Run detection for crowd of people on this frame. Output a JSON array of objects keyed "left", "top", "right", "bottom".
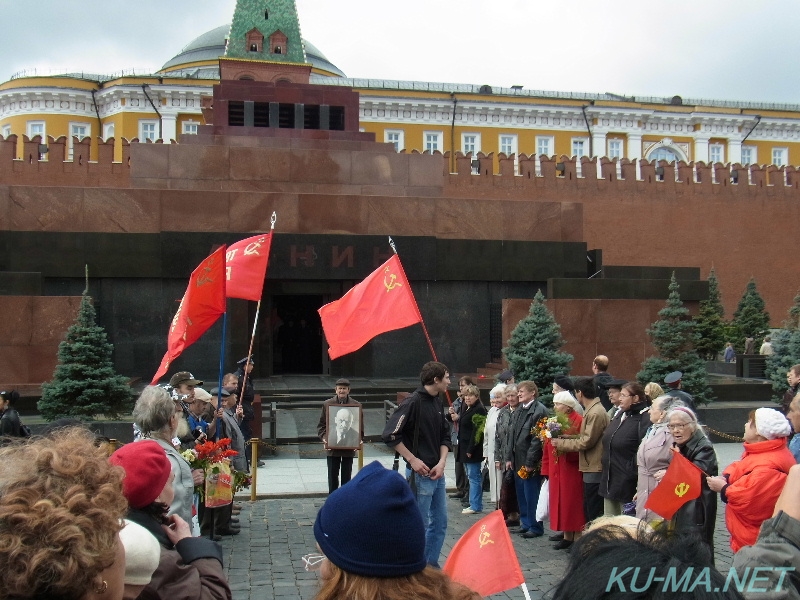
[{"left": 6, "top": 356, "right": 800, "bottom": 599}]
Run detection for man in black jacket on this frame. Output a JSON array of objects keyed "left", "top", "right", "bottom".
[
  {"left": 318, "top": 378, "right": 362, "bottom": 493},
  {"left": 383, "top": 361, "right": 452, "bottom": 568},
  {"left": 504, "top": 380, "right": 548, "bottom": 538}
]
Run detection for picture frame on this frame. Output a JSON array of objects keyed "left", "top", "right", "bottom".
[{"left": 326, "top": 403, "right": 362, "bottom": 450}]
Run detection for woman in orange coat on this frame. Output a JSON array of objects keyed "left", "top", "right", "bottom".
[{"left": 707, "top": 407, "right": 796, "bottom": 552}]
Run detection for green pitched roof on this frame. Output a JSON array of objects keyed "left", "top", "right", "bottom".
[{"left": 225, "top": 0, "right": 307, "bottom": 64}]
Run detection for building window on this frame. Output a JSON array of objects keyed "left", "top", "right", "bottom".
[
  {"left": 424, "top": 131, "right": 442, "bottom": 153},
  {"left": 536, "top": 136, "right": 554, "bottom": 157},
  {"left": 139, "top": 120, "right": 158, "bottom": 142},
  {"left": 709, "top": 144, "right": 724, "bottom": 164},
  {"left": 182, "top": 121, "right": 199, "bottom": 135},
  {"left": 462, "top": 133, "right": 480, "bottom": 155},
  {"left": 384, "top": 129, "right": 404, "bottom": 151},
  {"left": 741, "top": 145, "right": 756, "bottom": 165},
  {"left": 103, "top": 123, "right": 115, "bottom": 141},
  {"left": 772, "top": 148, "right": 787, "bottom": 167},
  {"left": 1, "top": 125, "right": 10, "bottom": 139},
  {"left": 499, "top": 134, "right": 517, "bottom": 156},
  {"left": 571, "top": 137, "right": 588, "bottom": 158},
  {"left": 27, "top": 121, "right": 45, "bottom": 140},
  {"left": 68, "top": 123, "right": 90, "bottom": 160},
  {"left": 608, "top": 139, "right": 623, "bottom": 159}
]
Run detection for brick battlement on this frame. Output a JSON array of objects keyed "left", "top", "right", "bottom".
[
  {"left": 442, "top": 151, "right": 800, "bottom": 198},
  {"left": 0, "top": 134, "right": 130, "bottom": 187}
]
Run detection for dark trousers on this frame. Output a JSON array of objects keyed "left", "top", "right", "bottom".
[
  {"left": 583, "top": 481, "right": 603, "bottom": 523},
  {"left": 454, "top": 459, "right": 467, "bottom": 492},
  {"left": 327, "top": 455, "right": 354, "bottom": 493},
  {"left": 240, "top": 417, "right": 253, "bottom": 466},
  {"left": 199, "top": 502, "right": 233, "bottom": 536}
]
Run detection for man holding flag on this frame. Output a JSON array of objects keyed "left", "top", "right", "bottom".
[{"left": 383, "top": 361, "right": 452, "bottom": 569}]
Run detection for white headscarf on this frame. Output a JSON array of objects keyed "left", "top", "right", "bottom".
[{"left": 553, "top": 391, "right": 584, "bottom": 416}]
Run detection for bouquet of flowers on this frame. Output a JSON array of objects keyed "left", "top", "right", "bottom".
[
  {"left": 233, "top": 470, "right": 252, "bottom": 494},
  {"left": 532, "top": 413, "right": 572, "bottom": 444},
  {"left": 181, "top": 438, "right": 239, "bottom": 499}
]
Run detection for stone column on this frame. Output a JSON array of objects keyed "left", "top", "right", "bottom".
[
  {"left": 591, "top": 131, "right": 607, "bottom": 158},
  {"left": 627, "top": 133, "right": 642, "bottom": 160},
  {"left": 161, "top": 114, "right": 177, "bottom": 144},
  {"left": 694, "top": 136, "right": 710, "bottom": 163},
  {"left": 728, "top": 138, "right": 742, "bottom": 164}
]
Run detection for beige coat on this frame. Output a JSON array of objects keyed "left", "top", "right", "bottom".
[{"left": 556, "top": 398, "right": 609, "bottom": 473}]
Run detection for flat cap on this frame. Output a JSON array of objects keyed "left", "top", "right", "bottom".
[
  {"left": 335, "top": 378, "right": 351, "bottom": 387},
  {"left": 664, "top": 371, "right": 683, "bottom": 385}
]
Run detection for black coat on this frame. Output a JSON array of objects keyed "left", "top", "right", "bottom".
[
  {"left": 457, "top": 401, "right": 487, "bottom": 463},
  {"left": 599, "top": 402, "right": 651, "bottom": 502},
  {"left": 504, "top": 400, "right": 548, "bottom": 472},
  {"left": 672, "top": 428, "right": 718, "bottom": 556}
]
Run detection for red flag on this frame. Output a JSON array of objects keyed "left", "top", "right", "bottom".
[
  {"left": 644, "top": 450, "right": 702, "bottom": 520},
  {"left": 151, "top": 246, "right": 227, "bottom": 384},
  {"left": 226, "top": 233, "right": 273, "bottom": 301},
  {"left": 443, "top": 510, "right": 525, "bottom": 596},
  {"left": 318, "top": 254, "right": 421, "bottom": 360}
]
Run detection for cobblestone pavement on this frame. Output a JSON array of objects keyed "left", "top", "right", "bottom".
[{"left": 219, "top": 488, "right": 735, "bottom": 600}]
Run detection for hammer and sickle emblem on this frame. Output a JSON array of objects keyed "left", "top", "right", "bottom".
[
  {"left": 384, "top": 267, "right": 403, "bottom": 292},
  {"left": 478, "top": 524, "right": 495, "bottom": 548},
  {"left": 674, "top": 482, "right": 690, "bottom": 497},
  {"left": 244, "top": 237, "right": 265, "bottom": 256},
  {"left": 196, "top": 257, "right": 217, "bottom": 287}
]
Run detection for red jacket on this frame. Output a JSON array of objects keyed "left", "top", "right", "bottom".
[{"left": 722, "top": 438, "right": 796, "bottom": 552}]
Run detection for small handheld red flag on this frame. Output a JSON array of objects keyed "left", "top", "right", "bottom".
[
  {"left": 644, "top": 450, "right": 702, "bottom": 520},
  {"left": 318, "top": 254, "right": 421, "bottom": 360},
  {"left": 443, "top": 510, "right": 525, "bottom": 597},
  {"left": 225, "top": 233, "right": 273, "bottom": 301},
  {"left": 151, "top": 246, "right": 227, "bottom": 384}
]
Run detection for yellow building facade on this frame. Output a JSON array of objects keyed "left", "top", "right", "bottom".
[{"left": 3, "top": 22, "right": 800, "bottom": 174}]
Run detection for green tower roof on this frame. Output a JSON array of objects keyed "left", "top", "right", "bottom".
[{"left": 225, "top": 0, "right": 307, "bottom": 64}]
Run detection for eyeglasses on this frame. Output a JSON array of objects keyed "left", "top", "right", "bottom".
[
  {"left": 668, "top": 423, "right": 688, "bottom": 431},
  {"left": 302, "top": 553, "right": 326, "bottom": 572},
  {"left": 618, "top": 393, "right": 633, "bottom": 399}
]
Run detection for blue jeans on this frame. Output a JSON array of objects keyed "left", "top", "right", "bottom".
[
  {"left": 515, "top": 472, "right": 543, "bottom": 534},
  {"left": 464, "top": 462, "right": 483, "bottom": 511},
  {"left": 411, "top": 472, "right": 448, "bottom": 568}
]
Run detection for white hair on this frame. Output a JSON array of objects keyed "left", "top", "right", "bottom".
[{"left": 490, "top": 384, "right": 506, "bottom": 398}]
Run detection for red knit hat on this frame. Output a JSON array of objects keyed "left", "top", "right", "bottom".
[{"left": 109, "top": 440, "right": 172, "bottom": 508}]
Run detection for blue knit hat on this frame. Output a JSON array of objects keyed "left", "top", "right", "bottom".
[{"left": 313, "top": 461, "right": 426, "bottom": 577}]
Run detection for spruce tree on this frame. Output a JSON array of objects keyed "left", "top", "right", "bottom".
[
  {"left": 693, "top": 267, "right": 727, "bottom": 360},
  {"left": 503, "top": 290, "right": 573, "bottom": 405},
  {"left": 730, "top": 278, "right": 771, "bottom": 354},
  {"left": 637, "top": 273, "right": 714, "bottom": 404},
  {"left": 39, "top": 293, "right": 133, "bottom": 420},
  {"left": 766, "top": 289, "right": 800, "bottom": 396}
]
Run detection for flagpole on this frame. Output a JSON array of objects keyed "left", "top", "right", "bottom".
[
  {"left": 214, "top": 310, "right": 228, "bottom": 442},
  {"left": 238, "top": 211, "right": 276, "bottom": 407},
  {"left": 388, "top": 236, "right": 452, "bottom": 406},
  {"left": 520, "top": 583, "right": 532, "bottom": 600}
]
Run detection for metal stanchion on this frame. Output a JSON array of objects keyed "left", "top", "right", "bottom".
[
  {"left": 358, "top": 442, "right": 364, "bottom": 470},
  {"left": 249, "top": 438, "right": 260, "bottom": 501}
]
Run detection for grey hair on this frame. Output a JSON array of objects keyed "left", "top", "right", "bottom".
[
  {"left": 132, "top": 386, "right": 175, "bottom": 436},
  {"left": 490, "top": 384, "right": 506, "bottom": 399},
  {"left": 665, "top": 406, "right": 703, "bottom": 436},
  {"left": 654, "top": 395, "right": 685, "bottom": 414},
  {"left": 504, "top": 384, "right": 518, "bottom": 395}
]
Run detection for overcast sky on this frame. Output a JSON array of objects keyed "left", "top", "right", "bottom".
[{"left": 3, "top": 0, "right": 799, "bottom": 105}]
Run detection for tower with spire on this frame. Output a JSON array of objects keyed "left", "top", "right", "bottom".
[{"left": 220, "top": 0, "right": 311, "bottom": 83}]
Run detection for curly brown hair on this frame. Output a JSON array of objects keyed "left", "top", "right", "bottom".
[
  {"left": 0, "top": 428, "right": 127, "bottom": 600},
  {"left": 314, "top": 563, "right": 481, "bottom": 600}
]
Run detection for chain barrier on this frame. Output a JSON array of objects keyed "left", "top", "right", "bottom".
[
  {"left": 256, "top": 441, "right": 395, "bottom": 457},
  {"left": 704, "top": 426, "right": 744, "bottom": 443}
]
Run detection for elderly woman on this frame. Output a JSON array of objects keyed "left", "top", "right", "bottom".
[
  {"left": 547, "top": 391, "right": 585, "bottom": 550},
  {"left": 311, "top": 461, "right": 480, "bottom": 600},
  {"left": 109, "top": 441, "right": 232, "bottom": 600},
  {"left": 133, "top": 385, "right": 203, "bottom": 529},
  {"left": 600, "top": 382, "right": 651, "bottom": 516},
  {"left": 0, "top": 427, "right": 127, "bottom": 600},
  {"left": 635, "top": 395, "right": 685, "bottom": 521},
  {"left": 458, "top": 384, "right": 487, "bottom": 515},
  {"left": 644, "top": 382, "right": 665, "bottom": 404},
  {"left": 495, "top": 383, "right": 520, "bottom": 526},
  {"left": 667, "top": 406, "right": 718, "bottom": 559},
  {"left": 483, "top": 383, "right": 506, "bottom": 508},
  {"left": 707, "top": 407, "right": 795, "bottom": 552}
]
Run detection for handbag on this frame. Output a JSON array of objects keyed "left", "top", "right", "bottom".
[
  {"left": 481, "top": 460, "right": 490, "bottom": 492},
  {"left": 535, "top": 478, "right": 550, "bottom": 522}
]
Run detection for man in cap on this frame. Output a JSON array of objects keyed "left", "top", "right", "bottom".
[
  {"left": 603, "top": 378, "right": 628, "bottom": 419},
  {"left": 664, "top": 371, "right": 696, "bottom": 411},
  {"left": 318, "top": 378, "right": 363, "bottom": 493},
  {"left": 592, "top": 355, "right": 615, "bottom": 412},
  {"left": 498, "top": 369, "right": 515, "bottom": 385},
  {"left": 234, "top": 357, "right": 262, "bottom": 467}
]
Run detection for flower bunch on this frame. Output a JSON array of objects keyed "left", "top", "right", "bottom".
[
  {"left": 532, "top": 413, "right": 571, "bottom": 443},
  {"left": 181, "top": 438, "right": 239, "bottom": 498},
  {"left": 233, "top": 470, "right": 252, "bottom": 494}
]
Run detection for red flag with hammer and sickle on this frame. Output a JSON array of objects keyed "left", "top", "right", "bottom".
[
  {"left": 225, "top": 233, "right": 273, "bottom": 301},
  {"left": 644, "top": 450, "right": 703, "bottom": 520},
  {"left": 318, "top": 254, "right": 421, "bottom": 360},
  {"left": 444, "top": 510, "right": 525, "bottom": 596},
  {"left": 151, "top": 246, "right": 227, "bottom": 384}
]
